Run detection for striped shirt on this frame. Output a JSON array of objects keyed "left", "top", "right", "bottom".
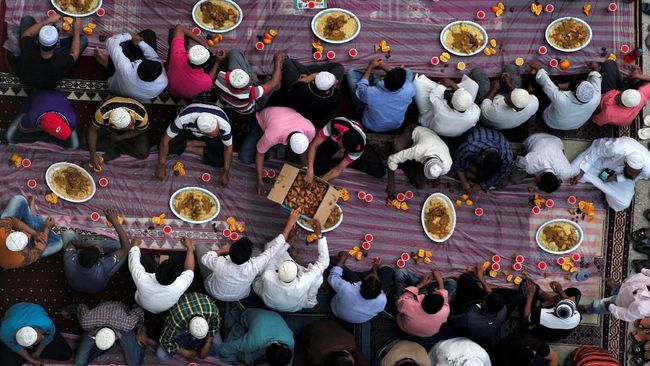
[
  {"left": 166, "top": 102, "right": 232, "bottom": 146},
  {"left": 214, "top": 71, "right": 265, "bottom": 114},
  {"left": 159, "top": 292, "right": 220, "bottom": 354},
  {"left": 69, "top": 302, "right": 144, "bottom": 337},
  {"left": 319, "top": 117, "right": 366, "bottom": 163},
  {"left": 453, "top": 127, "right": 513, "bottom": 189},
  {"left": 93, "top": 97, "right": 149, "bottom": 130}
]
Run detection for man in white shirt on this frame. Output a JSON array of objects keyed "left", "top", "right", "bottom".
[
  {"left": 428, "top": 337, "right": 491, "bottom": 366},
  {"left": 253, "top": 219, "right": 329, "bottom": 312},
  {"left": 531, "top": 61, "right": 601, "bottom": 130},
  {"left": 128, "top": 237, "right": 195, "bottom": 314},
  {"left": 94, "top": 30, "right": 168, "bottom": 101},
  {"left": 413, "top": 74, "right": 480, "bottom": 137},
  {"left": 478, "top": 67, "right": 539, "bottom": 130},
  {"left": 511, "top": 133, "right": 577, "bottom": 193},
  {"left": 386, "top": 125, "right": 452, "bottom": 198},
  {"left": 196, "top": 210, "right": 300, "bottom": 302},
  {"left": 570, "top": 137, "right": 650, "bottom": 211}
]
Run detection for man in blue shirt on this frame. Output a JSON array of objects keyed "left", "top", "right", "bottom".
[
  {"left": 346, "top": 58, "right": 415, "bottom": 133},
  {"left": 0, "top": 302, "right": 72, "bottom": 366}
]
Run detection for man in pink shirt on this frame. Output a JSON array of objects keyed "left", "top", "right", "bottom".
[
  {"left": 166, "top": 25, "right": 220, "bottom": 99},
  {"left": 592, "top": 62, "right": 650, "bottom": 126},
  {"left": 239, "top": 106, "right": 316, "bottom": 195},
  {"left": 395, "top": 269, "right": 455, "bottom": 337}
]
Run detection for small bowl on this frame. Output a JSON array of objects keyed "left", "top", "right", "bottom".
[
  {"left": 537, "top": 261, "right": 547, "bottom": 270},
  {"left": 491, "top": 262, "right": 500, "bottom": 271},
  {"left": 544, "top": 4, "right": 554, "bottom": 13},
  {"left": 513, "top": 262, "right": 523, "bottom": 271},
  {"left": 357, "top": 191, "right": 366, "bottom": 200},
  {"left": 255, "top": 42, "right": 265, "bottom": 51},
  {"left": 47, "top": 9, "right": 56, "bottom": 17},
  {"left": 364, "top": 194, "right": 373, "bottom": 203},
  {"left": 361, "top": 241, "right": 371, "bottom": 251},
  {"left": 396, "top": 193, "right": 405, "bottom": 202},
  {"left": 556, "top": 257, "right": 566, "bottom": 265},
  {"left": 515, "top": 255, "right": 525, "bottom": 263},
  {"left": 313, "top": 51, "right": 322, "bottom": 60},
  {"left": 229, "top": 232, "right": 239, "bottom": 241},
  {"left": 326, "top": 51, "right": 336, "bottom": 60},
  {"left": 538, "top": 46, "right": 547, "bottom": 55},
  {"left": 474, "top": 207, "right": 484, "bottom": 217},
  {"left": 27, "top": 179, "right": 37, "bottom": 189},
  {"left": 430, "top": 56, "right": 440, "bottom": 65},
  {"left": 571, "top": 253, "right": 581, "bottom": 262},
  {"left": 364, "top": 233, "right": 374, "bottom": 242},
  {"left": 21, "top": 159, "right": 31, "bottom": 168},
  {"left": 567, "top": 196, "right": 577, "bottom": 205},
  {"left": 476, "top": 10, "right": 486, "bottom": 19},
  {"left": 96, "top": 8, "right": 105, "bottom": 16},
  {"left": 532, "top": 206, "right": 541, "bottom": 215},
  {"left": 201, "top": 173, "right": 211, "bottom": 182},
  {"left": 348, "top": 48, "right": 358, "bottom": 57},
  {"left": 98, "top": 177, "right": 108, "bottom": 188},
  {"left": 90, "top": 212, "right": 100, "bottom": 222},
  {"left": 620, "top": 44, "right": 630, "bottom": 53},
  {"left": 163, "top": 225, "right": 172, "bottom": 235},
  {"left": 608, "top": 2, "right": 617, "bottom": 12},
  {"left": 267, "top": 169, "right": 276, "bottom": 178},
  {"left": 545, "top": 199, "right": 554, "bottom": 208},
  {"left": 222, "top": 228, "right": 231, "bottom": 237},
  {"left": 405, "top": 191, "right": 414, "bottom": 200},
  {"left": 396, "top": 259, "right": 406, "bottom": 268},
  {"left": 400, "top": 252, "right": 410, "bottom": 261},
  {"left": 549, "top": 59, "right": 559, "bottom": 68},
  {"left": 492, "top": 255, "right": 501, "bottom": 263}
]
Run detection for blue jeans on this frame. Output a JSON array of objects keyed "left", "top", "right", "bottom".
[
  {"left": 345, "top": 68, "right": 414, "bottom": 116},
  {"left": 155, "top": 331, "right": 220, "bottom": 361},
  {"left": 238, "top": 121, "right": 264, "bottom": 164},
  {"left": 581, "top": 285, "right": 621, "bottom": 315},
  {"left": 62, "top": 231, "right": 126, "bottom": 276},
  {"left": 6, "top": 113, "right": 79, "bottom": 150},
  {"left": 19, "top": 16, "right": 89, "bottom": 56},
  {"left": 1, "top": 195, "right": 62, "bottom": 257},
  {"left": 75, "top": 330, "right": 145, "bottom": 366},
  {"left": 393, "top": 268, "right": 457, "bottom": 302}
]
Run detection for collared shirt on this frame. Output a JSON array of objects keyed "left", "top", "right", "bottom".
[
  {"left": 106, "top": 33, "right": 168, "bottom": 101},
  {"left": 319, "top": 118, "right": 366, "bottom": 163},
  {"left": 252, "top": 237, "right": 329, "bottom": 312},
  {"left": 70, "top": 302, "right": 144, "bottom": 337},
  {"left": 219, "top": 309, "right": 294, "bottom": 365},
  {"left": 128, "top": 247, "right": 194, "bottom": 314},
  {"left": 255, "top": 107, "right": 316, "bottom": 154},
  {"left": 453, "top": 127, "right": 513, "bottom": 189},
  {"left": 396, "top": 287, "right": 449, "bottom": 337},
  {"left": 159, "top": 292, "right": 220, "bottom": 354},
  {"left": 215, "top": 71, "right": 265, "bottom": 114},
  {"left": 609, "top": 268, "right": 650, "bottom": 321},
  {"left": 20, "top": 90, "right": 77, "bottom": 131},
  {"left": 536, "top": 69, "right": 601, "bottom": 130},
  {"left": 429, "top": 337, "right": 492, "bottom": 366},
  {"left": 387, "top": 126, "right": 452, "bottom": 173},
  {"left": 593, "top": 83, "right": 650, "bottom": 126},
  {"left": 450, "top": 303, "right": 507, "bottom": 343},
  {"left": 64, "top": 246, "right": 121, "bottom": 294},
  {"left": 0, "top": 218, "right": 44, "bottom": 270},
  {"left": 516, "top": 133, "right": 577, "bottom": 180},
  {"left": 166, "top": 102, "right": 233, "bottom": 146},
  {"left": 166, "top": 35, "right": 213, "bottom": 99},
  {"left": 202, "top": 234, "right": 289, "bottom": 302},
  {"left": 356, "top": 78, "right": 415, "bottom": 132},
  {"left": 0, "top": 303, "right": 55, "bottom": 352},
  {"left": 328, "top": 266, "right": 387, "bottom": 323},
  {"left": 93, "top": 97, "right": 149, "bottom": 130},
  {"left": 480, "top": 94, "right": 539, "bottom": 130},
  {"left": 380, "top": 340, "right": 431, "bottom": 366},
  {"left": 574, "top": 137, "right": 650, "bottom": 182}
]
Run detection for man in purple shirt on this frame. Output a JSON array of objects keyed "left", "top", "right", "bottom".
[{"left": 5, "top": 90, "right": 78, "bottom": 149}]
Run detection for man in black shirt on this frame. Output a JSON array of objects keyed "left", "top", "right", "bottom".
[
  {"left": 493, "top": 332, "right": 559, "bottom": 366},
  {"left": 17, "top": 14, "right": 87, "bottom": 89},
  {"left": 522, "top": 279, "right": 582, "bottom": 342}
]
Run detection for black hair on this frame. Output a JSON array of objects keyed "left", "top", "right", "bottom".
[
  {"left": 266, "top": 343, "right": 292, "bottom": 366},
  {"left": 484, "top": 293, "right": 505, "bottom": 314},
  {"left": 384, "top": 68, "right": 406, "bottom": 92},
  {"left": 328, "top": 351, "right": 354, "bottom": 366},
  {"left": 78, "top": 247, "right": 101, "bottom": 268},
  {"left": 40, "top": 44, "right": 57, "bottom": 52},
  {"left": 564, "top": 287, "right": 582, "bottom": 304},
  {"left": 155, "top": 260, "right": 179, "bottom": 286},
  {"left": 137, "top": 60, "right": 163, "bottom": 82},
  {"left": 537, "top": 172, "right": 560, "bottom": 193},
  {"left": 341, "top": 130, "right": 364, "bottom": 153},
  {"left": 230, "top": 237, "right": 253, "bottom": 265},
  {"left": 481, "top": 149, "right": 501, "bottom": 177},
  {"left": 360, "top": 276, "right": 382, "bottom": 300},
  {"left": 421, "top": 293, "right": 444, "bottom": 314}
]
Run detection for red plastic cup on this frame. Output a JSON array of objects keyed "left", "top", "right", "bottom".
[
  {"left": 556, "top": 257, "right": 565, "bottom": 265},
  {"left": 544, "top": 4, "right": 554, "bottom": 12},
  {"left": 326, "top": 50, "right": 336, "bottom": 60},
  {"left": 230, "top": 232, "right": 239, "bottom": 241},
  {"left": 21, "top": 159, "right": 31, "bottom": 168},
  {"left": 474, "top": 207, "right": 484, "bottom": 217},
  {"left": 538, "top": 46, "right": 547, "bottom": 55},
  {"left": 545, "top": 199, "right": 554, "bottom": 208},
  {"left": 549, "top": 59, "right": 559, "bottom": 68},
  {"left": 567, "top": 195, "right": 577, "bottom": 205},
  {"left": 163, "top": 225, "right": 172, "bottom": 235},
  {"left": 188, "top": 363, "right": 197, "bottom": 366},
  {"left": 537, "top": 261, "right": 547, "bottom": 271},
  {"left": 192, "top": 28, "right": 201, "bottom": 36},
  {"left": 96, "top": 8, "right": 105, "bottom": 16},
  {"left": 491, "top": 262, "right": 500, "bottom": 271},
  {"left": 90, "top": 212, "right": 100, "bottom": 221},
  {"left": 47, "top": 9, "right": 56, "bottom": 17},
  {"left": 357, "top": 191, "right": 366, "bottom": 200},
  {"left": 364, "top": 233, "right": 374, "bottom": 242},
  {"left": 27, "top": 179, "right": 37, "bottom": 189},
  {"left": 308, "top": 1, "right": 315, "bottom": 9},
  {"left": 364, "top": 194, "right": 373, "bottom": 203},
  {"left": 348, "top": 48, "right": 358, "bottom": 57},
  {"left": 396, "top": 259, "right": 406, "bottom": 268},
  {"left": 223, "top": 228, "right": 231, "bottom": 237},
  {"left": 267, "top": 169, "right": 276, "bottom": 178},
  {"left": 430, "top": 56, "right": 440, "bottom": 65},
  {"left": 98, "top": 177, "right": 108, "bottom": 188},
  {"left": 400, "top": 252, "right": 410, "bottom": 261},
  {"left": 405, "top": 191, "right": 414, "bottom": 200},
  {"left": 201, "top": 173, "right": 211, "bottom": 182},
  {"left": 476, "top": 10, "right": 486, "bottom": 19},
  {"left": 620, "top": 44, "right": 630, "bottom": 53},
  {"left": 515, "top": 255, "right": 525, "bottom": 263},
  {"left": 571, "top": 253, "right": 581, "bottom": 262},
  {"left": 262, "top": 169, "right": 269, "bottom": 178},
  {"left": 396, "top": 192, "right": 406, "bottom": 202},
  {"left": 513, "top": 262, "right": 523, "bottom": 271},
  {"left": 531, "top": 206, "right": 541, "bottom": 215},
  {"left": 255, "top": 42, "right": 265, "bottom": 51},
  {"left": 492, "top": 255, "right": 501, "bottom": 263},
  {"left": 313, "top": 51, "right": 322, "bottom": 60},
  {"left": 361, "top": 241, "right": 371, "bottom": 251},
  {"left": 608, "top": 2, "right": 617, "bottom": 12}
]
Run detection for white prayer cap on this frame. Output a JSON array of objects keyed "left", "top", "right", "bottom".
[
  {"left": 188, "top": 45, "right": 210, "bottom": 66},
  {"left": 626, "top": 151, "right": 646, "bottom": 170},
  {"left": 38, "top": 25, "right": 58, "bottom": 47},
  {"left": 109, "top": 108, "right": 131, "bottom": 129},
  {"left": 461, "top": 359, "right": 485, "bottom": 366},
  {"left": 575, "top": 81, "right": 596, "bottom": 103},
  {"left": 189, "top": 317, "right": 209, "bottom": 339},
  {"left": 510, "top": 88, "right": 530, "bottom": 109},
  {"left": 278, "top": 260, "right": 298, "bottom": 283},
  {"left": 6, "top": 232, "right": 28, "bottom": 252},
  {"left": 289, "top": 133, "right": 309, "bottom": 154},
  {"left": 94, "top": 328, "right": 116, "bottom": 350},
  {"left": 423, "top": 158, "right": 443, "bottom": 180},
  {"left": 197, "top": 113, "right": 218, "bottom": 133},
  {"left": 621, "top": 89, "right": 642, "bottom": 108},
  {"left": 229, "top": 69, "right": 250, "bottom": 89},
  {"left": 314, "top": 72, "right": 336, "bottom": 91},
  {"left": 16, "top": 327, "right": 37, "bottom": 347},
  {"left": 451, "top": 89, "right": 472, "bottom": 112}
]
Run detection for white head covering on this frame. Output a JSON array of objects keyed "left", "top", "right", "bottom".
[
  {"left": 621, "top": 89, "right": 642, "bottom": 108},
  {"left": 94, "top": 328, "right": 116, "bottom": 351},
  {"left": 16, "top": 327, "right": 38, "bottom": 347},
  {"left": 6, "top": 232, "right": 28, "bottom": 252},
  {"left": 451, "top": 89, "right": 472, "bottom": 112},
  {"left": 278, "top": 260, "right": 298, "bottom": 283},
  {"left": 229, "top": 69, "right": 250, "bottom": 89},
  {"left": 314, "top": 72, "right": 336, "bottom": 91},
  {"left": 510, "top": 88, "right": 530, "bottom": 109},
  {"left": 189, "top": 317, "right": 209, "bottom": 339},
  {"left": 188, "top": 45, "right": 210, "bottom": 66},
  {"left": 626, "top": 151, "right": 646, "bottom": 170},
  {"left": 38, "top": 25, "right": 59, "bottom": 47},
  {"left": 461, "top": 359, "right": 485, "bottom": 366},
  {"left": 109, "top": 108, "right": 131, "bottom": 129},
  {"left": 197, "top": 113, "right": 218, "bottom": 133},
  {"left": 423, "top": 158, "right": 443, "bottom": 180},
  {"left": 575, "top": 81, "right": 596, "bottom": 103},
  {"left": 289, "top": 133, "right": 309, "bottom": 154}
]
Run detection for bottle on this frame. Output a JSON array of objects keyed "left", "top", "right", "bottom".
[
  {"left": 624, "top": 47, "right": 643, "bottom": 64},
  {"left": 570, "top": 269, "right": 590, "bottom": 282}
]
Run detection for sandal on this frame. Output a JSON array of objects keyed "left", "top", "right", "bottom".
[
  {"left": 635, "top": 318, "right": 650, "bottom": 330},
  {"left": 630, "top": 228, "right": 649, "bottom": 243},
  {"left": 631, "top": 331, "right": 650, "bottom": 343}
]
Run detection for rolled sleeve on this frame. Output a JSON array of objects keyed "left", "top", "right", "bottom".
[
  {"left": 327, "top": 266, "right": 346, "bottom": 292},
  {"left": 355, "top": 79, "right": 370, "bottom": 103}
]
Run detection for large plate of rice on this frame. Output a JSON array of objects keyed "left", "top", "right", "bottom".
[
  {"left": 51, "top": 0, "right": 102, "bottom": 17},
  {"left": 421, "top": 193, "right": 456, "bottom": 242},
  {"left": 440, "top": 21, "right": 488, "bottom": 56},
  {"left": 311, "top": 8, "right": 361, "bottom": 44}
]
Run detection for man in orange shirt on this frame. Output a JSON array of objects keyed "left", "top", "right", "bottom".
[{"left": 592, "top": 62, "right": 650, "bottom": 127}]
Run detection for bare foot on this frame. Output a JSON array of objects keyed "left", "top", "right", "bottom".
[{"left": 94, "top": 47, "right": 108, "bottom": 68}]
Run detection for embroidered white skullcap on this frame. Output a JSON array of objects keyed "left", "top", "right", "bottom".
[
  {"left": 451, "top": 89, "right": 472, "bottom": 112},
  {"left": 575, "top": 81, "right": 595, "bottom": 103},
  {"left": 626, "top": 151, "right": 645, "bottom": 170},
  {"left": 621, "top": 89, "right": 642, "bottom": 108},
  {"left": 314, "top": 72, "right": 336, "bottom": 91},
  {"left": 461, "top": 358, "right": 485, "bottom": 366},
  {"left": 94, "top": 328, "right": 116, "bottom": 350},
  {"left": 289, "top": 133, "right": 309, "bottom": 154},
  {"left": 510, "top": 88, "right": 530, "bottom": 109},
  {"left": 109, "top": 108, "right": 131, "bottom": 129},
  {"left": 6, "top": 232, "right": 28, "bottom": 252},
  {"left": 188, "top": 45, "right": 210, "bottom": 66},
  {"left": 197, "top": 113, "right": 218, "bottom": 133},
  {"left": 278, "top": 260, "right": 298, "bottom": 283},
  {"left": 229, "top": 69, "right": 250, "bottom": 89},
  {"left": 189, "top": 316, "right": 209, "bottom": 339},
  {"left": 16, "top": 326, "right": 37, "bottom": 347},
  {"left": 424, "top": 158, "right": 443, "bottom": 180},
  {"left": 38, "top": 25, "right": 58, "bottom": 47}
]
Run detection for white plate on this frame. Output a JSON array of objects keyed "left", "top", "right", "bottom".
[
  {"left": 535, "top": 218, "right": 584, "bottom": 255},
  {"left": 440, "top": 20, "right": 488, "bottom": 57},
  {"left": 45, "top": 162, "right": 96, "bottom": 203},
  {"left": 297, "top": 204, "right": 343, "bottom": 233},
  {"left": 50, "top": 0, "right": 102, "bottom": 17},
  {"left": 421, "top": 193, "right": 456, "bottom": 243},
  {"left": 311, "top": 8, "right": 361, "bottom": 44},
  {"left": 545, "top": 17, "right": 592, "bottom": 53},
  {"left": 192, "top": 0, "right": 243, "bottom": 33},
  {"left": 169, "top": 186, "right": 221, "bottom": 224}
]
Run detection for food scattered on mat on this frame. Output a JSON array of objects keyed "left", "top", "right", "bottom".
[
  {"left": 423, "top": 197, "right": 453, "bottom": 240},
  {"left": 442, "top": 23, "right": 484, "bottom": 55},
  {"left": 530, "top": 2, "right": 543, "bottom": 16},
  {"left": 539, "top": 222, "right": 580, "bottom": 252},
  {"left": 173, "top": 161, "right": 185, "bottom": 177},
  {"left": 374, "top": 39, "right": 391, "bottom": 53},
  {"left": 172, "top": 189, "right": 218, "bottom": 222},
  {"left": 50, "top": 165, "right": 93, "bottom": 201},
  {"left": 8, "top": 153, "right": 23, "bottom": 168},
  {"left": 195, "top": 0, "right": 240, "bottom": 31},
  {"left": 54, "top": 0, "right": 100, "bottom": 14},
  {"left": 282, "top": 172, "right": 328, "bottom": 217},
  {"left": 490, "top": 2, "right": 505, "bottom": 17},
  {"left": 548, "top": 18, "right": 589, "bottom": 51},
  {"left": 151, "top": 213, "right": 166, "bottom": 226},
  {"left": 226, "top": 216, "right": 245, "bottom": 233},
  {"left": 315, "top": 11, "right": 358, "bottom": 42},
  {"left": 45, "top": 192, "right": 58, "bottom": 204}
]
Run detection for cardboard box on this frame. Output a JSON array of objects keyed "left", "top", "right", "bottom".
[{"left": 267, "top": 163, "right": 339, "bottom": 224}]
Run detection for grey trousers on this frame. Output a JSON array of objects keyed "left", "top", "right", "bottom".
[
  {"left": 468, "top": 65, "right": 522, "bottom": 104},
  {"left": 195, "top": 244, "right": 213, "bottom": 280},
  {"left": 224, "top": 49, "right": 272, "bottom": 110}
]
